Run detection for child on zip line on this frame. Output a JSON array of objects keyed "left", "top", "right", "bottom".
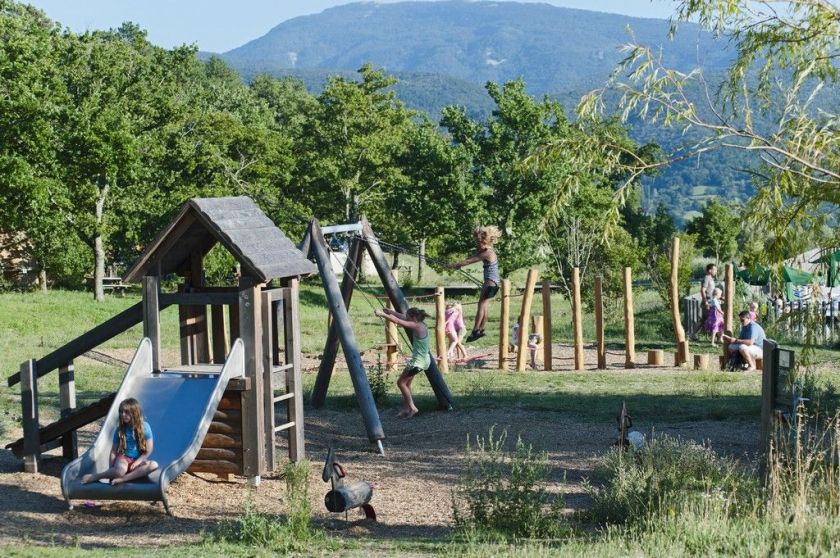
[{"left": 449, "top": 225, "right": 502, "bottom": 342}]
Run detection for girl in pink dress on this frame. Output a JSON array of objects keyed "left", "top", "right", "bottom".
[
  {"left": 706, "top": 288, "right": 725, "bottom": 345},
  {"left": 444, "top": 303, "right": 467, "bottom": 360}
]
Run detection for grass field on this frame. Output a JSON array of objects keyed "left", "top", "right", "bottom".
[{"left": 0, "top": 285, "right": 838, "bottom": 556}]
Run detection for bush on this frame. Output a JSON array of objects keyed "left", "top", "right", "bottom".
[
  {"left": 452, "top": 427, "right": 568, "bottom": 540},
  {"left": 214, "top": 461, "right": 314, "bottom": 550},
  {"left": 367, "top": 356, "right": 389, "bottom": 405},
  {"left": 585, "top": 435, "right": 754, "bottom": 526}
]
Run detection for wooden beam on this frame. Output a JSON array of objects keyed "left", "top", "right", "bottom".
[
  {"left": 160, "top": 292, "right": 239, "bottom": 306},
  {"left": 239, "top": 276, "right": 265, "bottom": 478},
  {"left": 595, "top": 276, "right": 606, "bottom": 369},
  {"left": 261, "top": 290, "right": 276, "bottom": 472},
  {"left": 58, "top": 363, "right": 77, "bottom": 459},
  {"left": 211, "top": 305, "right": 228, "bottom": 364},
  {"left": 284, "top": 278, "right": 305, "bottom": 462},
  {"left": 498, "top": 279, "right": 511, "bottom": 371},
  {"left": 670, "top": 237, "right": 687, "bottom": 365},
  {"left": 361, "top": 218, "right": 453, "bottom": 410},
  {"left": 623, "top": 267, "right": 636, "bottom": 369},
  {"left": 142, "top": 276, "right": 162, "bottom": 372},
  {"left": 572, "top": 267, "right": 584, "bottom": 371},
  {"left": 435, "top": 287, "right": 448, "bottom": 373},
  {"left": 310, "top": 220, "right": 385, "bottom": 442},
  {"left": 541, "top": 280, "right": 552, "bottom": 371},
  {"left": 516, "top": 269, "right": 540, "bottom": 372},
  {"left": 20, "top": 360, "right": 39, "bottom": 472}
]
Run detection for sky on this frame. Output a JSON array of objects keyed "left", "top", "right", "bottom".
[{"left": 23, "top": 1, "right": 676, "bottom": 53}]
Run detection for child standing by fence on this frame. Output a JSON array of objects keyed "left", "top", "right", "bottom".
[
  {"left": 444, "top": 302, "right": 467, "bottom": 360},
  {"left": 706, "top": 288, "right": 725, "bottom": 346},
  {"left": 449, "top": 225, "right": 502, "bottom": 342},
  {"left": 375, "top": 307, "right": 430, "bottom": 418},
  {"left": 81, "top": 398, "right": 159, "bottom": 485}
]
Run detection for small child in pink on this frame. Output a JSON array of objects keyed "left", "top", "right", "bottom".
[{"left": 444, "top": 303, "right": 467, "bottom": 360}]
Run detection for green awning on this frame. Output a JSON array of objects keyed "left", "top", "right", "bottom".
[{"left": 734, "top": 264, "right": 770, "bottom": 286}]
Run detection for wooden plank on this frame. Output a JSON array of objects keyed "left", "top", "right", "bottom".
[
  {"left": 595, "top": 276, "right": 606, "bottom": 369},
  {"left": 624, "top": 267, "right": 636, "bottom": 369},
  {"left": 58, "top": 363, "right": 77, "bottom": 460},
  {"left": 142, "top": 275, "right": 161, "bottom": 372},
  {"left": 196, "top": 447, "right": 240, "bottom": 461},
  {"left": 284, "top": 278, "right": 305, "bottom": 462},
  {"left": 228, "top": 302, "right": 240, "bottom": 344},
  {"left": 498, "top": 279, "right": 511, "bottom": 370},
  {"left": 238, "top": 275, "right": 265, "bottom": 478},
  {"left": 208, "top": 422, "right": 238, "bottom": 435},
  {"left": 211, "top": 304, "right": 228, "bottom": 364},
  {"left": 201, "top": 432, "right": 242, "bottom": 449},
  {"left": 541, "top": 280, "right": 552, "bottom": 371},
  {"left": 160, "top": 292, "right": 240, "bottom": 306},
  {"left": 187, "top": 460, "right": 241, "bottom": 475},
  {"left": 517, "top": 270, "right": 540, "bottom": 372},
  {"left": 21, "top": 360, "right": 39, "bottom": 472}
]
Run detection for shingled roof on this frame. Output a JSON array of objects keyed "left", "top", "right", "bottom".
[{"left": 123, "top": 196, "right": 316, "bottom": 283}]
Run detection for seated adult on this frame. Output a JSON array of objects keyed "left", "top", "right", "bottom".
[{"left": 722, "top": 310, "right": 766, "bottom": 371}]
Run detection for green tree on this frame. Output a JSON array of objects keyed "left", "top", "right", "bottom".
[
  {"left": 685, "top": 199, "right": 741, "bottom": 265},
  {"left": 580, "top": 0, "right": 840, "bottom": 264}
]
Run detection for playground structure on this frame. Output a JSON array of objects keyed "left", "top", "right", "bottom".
[{"left": 8, "top": 197, "right": 315, "bottom": 505}]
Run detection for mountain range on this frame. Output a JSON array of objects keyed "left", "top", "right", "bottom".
[{"left": 209, "top": 1, "right": 750, "bottom": 222}]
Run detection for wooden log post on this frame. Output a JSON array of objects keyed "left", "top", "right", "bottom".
[
  {"left": 284, "top": 279, "right": 305, "bottom": 462},
  {"left": 516, "top": 269, "right": 540, "bottom": 372},
  {"left": 498, "top": 279, "right": 511, "bottom": 371},
  {"left": 58, "top": 362, "right": 77, "bottom": 459},
  {"left": 623, "top": 267, "right": 636, "bottom": 369},
  {"left": 385, "top": 298, "right": 399, "bottom": 372},
  {"left": 670, "top": 237, "right": 688, "bottom": 365},
  {"left": 362, "top": 218, "right": 453, "bottom": 410},
  {"left": 261, "top": 291, "right": 276, "bottom": 471},
  {"left": 572, "top": 267, "right": 584, "bottom": 371},
  {"left": 239, "top": 276, "right": 265, "bottom": 479},
  {"left": 142, "top": 275, "right": 161, "bottom": 372},
  {"left": 647, "top": 349, "right": 664, "bottom": 366},
  {"left": 541, "top": 280, "right": 552, "bottom": 371},
  {"left": 723, "top": 263, "right": 734, "bottom": 361},
  {"left": 313, "top": 235, "right": 364, "bottom": 407},
  {"left": 20, "top": 359, "right": 39, "bottom": 473},
  {"left": 595, "top": 276, "right": 606, "bottom": 369},
  {"left": 694, "top": 354, "right": 710, "bottom": 370},
  {"left": 310, "top": 220, "right": 385, "bottom": 441},
  {"left": 435, "top": 287, "right": 448, "bottom": 373}
]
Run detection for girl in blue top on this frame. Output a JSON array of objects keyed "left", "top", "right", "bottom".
[
  {"left": 375, "top": 307, "right": 430, "bottom": 418},
  {"left": 449, "top": 225, "right": 502, "bottom": 342},
  {"left": 81, "top": 398, "right": 159, "bottom": 485}
]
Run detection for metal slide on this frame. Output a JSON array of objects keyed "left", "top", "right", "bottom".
[{"left": 61, "top": 337, "right": 244, "bottom": 515}]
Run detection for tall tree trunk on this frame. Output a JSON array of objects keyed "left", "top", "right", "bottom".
[
  {"left": 391, "top": 249, "right": 399, "bottom": 269},
  {"left": 93, "top": 181, "right": 110, "bottom": 302},
  {"left": 38, "top": 268, "right": 47, "bottom": 293},
  {"left": 417, "top": 238, "right": 425, "bottom": 283}
]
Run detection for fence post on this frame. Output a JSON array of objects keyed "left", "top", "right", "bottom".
[
  {"left": 59, "top": 362, "right": 77, "bottom": 459},
  {"left": 498, "top": 279, "right": 511, "bottom": 371},
  {"left": 669, "top": 237, "right": 687, "bottom": 365},
  {"left": 516, "top": 270, "right": 540, "bottom": 372},
  {"left": 386, "top": 270, "right": 399, "bottom": 372},
  {"left": 724, "top": 264, "right": 734, "bottom": 333},
  {"left": 572, "top": 267, "right": 584, "bottom": 371},
  {"left": 20, "top": 359, "right": 39, "bottom": 473},
  {"left": 624, "top": 267, "right": 636, "bottom": 369},
  {"left": 435, "top": 287, "right": 448, "bottom": 373},
  {"left": 541, "top": 280, "right": 552, "bottom": 371},
  {"left": 595, "top": 276, "right": 606, "bottom": 369}
]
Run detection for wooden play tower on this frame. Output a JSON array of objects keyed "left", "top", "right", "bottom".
[{"left": 9, "top": 197, "right": 316, "bottom": 482}]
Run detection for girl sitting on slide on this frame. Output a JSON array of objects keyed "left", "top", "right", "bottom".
[{"left": 81, "top": 398, "right": 159, "bottom": 485}]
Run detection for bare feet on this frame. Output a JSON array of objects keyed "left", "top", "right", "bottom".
[
  {"left": 80, "top": 474, "right": 94, "bottom": 484},
  {"left": 398, "top": 407, "right": 419, "bottom": 418},
  {"left": 110, "top": 477, "right": 125, "bottom": 486}
]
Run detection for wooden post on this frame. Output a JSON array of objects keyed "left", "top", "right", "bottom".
[
  {"left": 541, "top": 280, "right": 552, "bottom": 371},
  {"left": 670, "top": 237, "right": 687, "bottom": 365},
  {"left": 498, "top": 279, "right": 511, "bottom": 371},
  {"left": 58, "top": 362, "right": 77, "bottom": 459},
  {"left": 284, "top": 279, "right": 305, "bottom": 462},
  {"left": 572, "top": 267, "right": 584, "bottom": 371},
  {"left": 532, "top": 315, "right": 544, "bottom": 368},
  {"left": 211, "top": 305, "right": 228, "bottom": 363},
  {"left": 694, "top": 354, "right": 710, "bottom": 370},
  {"left": 435, "top": 287, "right": 448, "bottom": 373},
  {"left": 623, "top": 267, "right": 636, "bottom": 369},
  {"left": 647, "top": 349, "right": 664, "bottom": 365},
  {"left": 417, "top": 238, "right": 425, "bottom": 283},
  {"left": 142, "top": 275, "right": 161, "bottom": 372},
  {"left": 385, "top": 270, "right": 399, "bottom": 372},
  {"left": 724, "top": 263, "right": 734, "bottom": 337},
  {"left": 314, "top": 235, "right": 364, "bottom": 407},
  {"left": 20, "top": 359, "right": 39, "bottom": 473},
  {"left": 261, "top": 290, "right": 276, "bottom": 471},
  {"left": 239, "top": 276, "right": 265, "bottom": 478},
  {"left": 595, "top": 275, "right": 606, "bottom": 369},
  {"left": 362, "top": 218, "right": 453, "bottom": 410},
  {"left": 516, "top": 269, "right": 540, "bottom": 372}
]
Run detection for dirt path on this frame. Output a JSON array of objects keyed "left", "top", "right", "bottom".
[{"left": 0, "top": 343, "right": 760, "bottom": 549}]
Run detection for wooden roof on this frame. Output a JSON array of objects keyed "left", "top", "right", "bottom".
[{"left": 123, "top": 196, "right": 316, "bottom": 283}]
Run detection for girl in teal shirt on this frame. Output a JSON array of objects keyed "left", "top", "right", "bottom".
[{"left": 375, "top": 307, "right": 430, "bottom": 418}]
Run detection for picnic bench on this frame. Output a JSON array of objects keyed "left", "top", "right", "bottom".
[{"left": 84, "top": 276, "right": 132, "bottom": 295}]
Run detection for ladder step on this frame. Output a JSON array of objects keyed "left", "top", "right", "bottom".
[
  {"left": 274, "top": 421, "right": 295, "bottom": 433},
  {"left": 272, "top": 363, "right": 293, "bottom": 373},
  {"left": 273, "top": 392, "right": 295, "bottom": 403}
]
